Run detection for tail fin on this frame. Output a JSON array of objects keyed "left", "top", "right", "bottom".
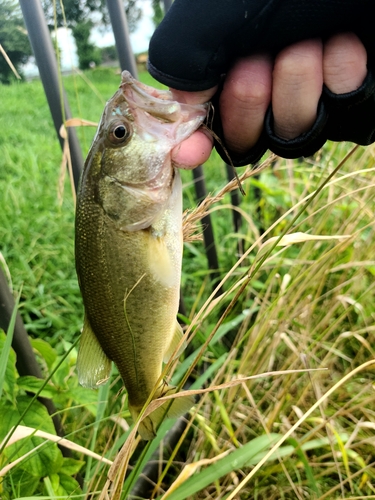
[{"left": 129, "top": 385, "right": 195, "bottom": 441}]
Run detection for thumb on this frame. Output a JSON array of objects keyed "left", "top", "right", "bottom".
[
  {"left": 171, "top": 87, "right": 217, "bottom": 105},
  {"left": 171, "top": 87, "right": 217, "bottom": 169}
]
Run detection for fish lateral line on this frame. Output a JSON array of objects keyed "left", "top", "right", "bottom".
[{"left": 122, "top": 273, "right": 147, "bottom": 387}]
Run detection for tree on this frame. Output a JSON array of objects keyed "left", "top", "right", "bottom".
[
  {"left": 0, "top": 0, "right": 32, "bottom": 84},
  {"left": 42, "top": 0, "right": 142, "bottom": 70},
  {"left": 71, "top": 20, "right": 101, "bottom": 70},
  {"left": 151, "top": 0, "right": 163, "bottom": 27}
]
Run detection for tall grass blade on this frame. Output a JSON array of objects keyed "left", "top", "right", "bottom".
[
  {"left": 83, "top": 369, "right": 112, "bottom": 492},
  {"left": 158, "top": 433, "right": 327, "bottom": 500},
  {"left": 13, "top": 496, "right": 87, "bottom": 500},
  {"left": 286, "top": 437, "right": 319, "bottom": 495},
  {"left": 43, "top": 476, "right": 57, "bottom": 499},
  {"left": 0, "top": 338, "right": 79, "bottom": 455},
  {"left": 0, "top": 289, "right": 21, "bottom": 400},
  {"left": 226, "top": 359, "right": 375, "bottom": 499},
  {"left": 0, "top": 425, "right": 112, "bottom": 477}
]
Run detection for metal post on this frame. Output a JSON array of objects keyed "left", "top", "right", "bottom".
[
  {"left": 225, "top": 163, "right": 242, "bottom": 233},
  {"left": 106, "top": 0, "right": 138, "bottom": 77},
  {"left": 192, "top": 166, "right": 221, "bottom": 290},
  {"left": 0, "top": 269, "right": 66, "bottom": 441},
  {"left": 225, "top": 163, "right": 244, "bottom": 255},
  {"left": 19, "top": 0, "right": 83, "bottom": 191}
]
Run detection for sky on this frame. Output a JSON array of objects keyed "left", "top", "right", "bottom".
[
  {"left": 95, "top": 1, "right": 155, "bottom": 52},
  {"left": 22, "top": 1, "right": 155, "bottom": 77}
]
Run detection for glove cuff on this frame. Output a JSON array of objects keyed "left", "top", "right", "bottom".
[
  {"left": 324, "top": 67, "right": 375, "bottom": 144},
  {"left": 264, "top": 100, "right": 329, "bottom": 159}
]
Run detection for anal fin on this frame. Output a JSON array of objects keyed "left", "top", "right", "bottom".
[
  {"left": 130, "top": 384, "right": 195, "bottom": 441},
  {"left": 77, "top": 314, "right": 112, "bottom": 388},
  {"left": 163, "top": 320, "right": 186, "bottom": 363}
]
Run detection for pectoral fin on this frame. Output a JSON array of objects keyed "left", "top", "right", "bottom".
[
  {"left": 77, "top": 314, "right": 112, "bottom": 388},
  {"left": 148, "top": 233, "right": 176, "bottom": 287},
  {"left": 163, "top": 321, "right": 186, "bottom": 363}
]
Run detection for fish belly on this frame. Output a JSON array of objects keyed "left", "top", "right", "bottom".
[{"left": 75, "top": 175, "right": 182, "bottom": 409}]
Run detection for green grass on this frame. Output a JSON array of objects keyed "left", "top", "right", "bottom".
[{"left": 1, "top": 66, "right": 375, "bottom": 499}]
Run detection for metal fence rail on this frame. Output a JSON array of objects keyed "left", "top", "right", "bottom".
[
  {"left": 106, "top": 0, "right": 138, "bottom": 76},
  {"left": 19, "top": 0, "right": 83, "bottom": 191}
]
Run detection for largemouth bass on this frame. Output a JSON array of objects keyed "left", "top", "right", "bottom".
[{"left": 75, "top": 71, "right": 207, "bottom": 440}]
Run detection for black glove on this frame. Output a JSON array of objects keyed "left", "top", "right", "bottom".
[{"left": 148, "top": 0, "right": 375, "bottom": 165}]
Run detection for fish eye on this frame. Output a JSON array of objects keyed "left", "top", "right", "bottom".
[{"left": 108, "top": 121, "right": 131, "bottom": 145}]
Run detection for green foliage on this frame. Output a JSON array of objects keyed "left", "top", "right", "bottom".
[
  {"left": 0, "top": 330, "right": 95, "bottom": 497},
  {"left": 43, "top": 0, "right": 109, "bottom": 27},
  {"left": 0, "top": 331, "right": 59, "bottom": 496},
  {"left": 0, "top": 0, "right": 32, "bottom": 83},
  {"left": 0, "top": 78, "right": 81, "bottom": 344},
  {"left": 42, "top": 0, "right": 141, "bottom": 30},
  {"left": 0, "top": 397, "right": 63, "bottom": 487},
  {"left": 152, "top": 0, "right": 164, "bottom": 27},
  {"left": 72, "top": 20, "right": 101, "bottom": 70},
  {"left": 99, "top": 45, "right": 118, "bottom": 64},
  {"left": 42, "top": 0, "right": 142, "bottom": 69},
  {"left": 0, "top": 330, "right": 17, "bottom": 403},
  {"left": 155, "top": 434, "right": 336, "bottom": 500}
]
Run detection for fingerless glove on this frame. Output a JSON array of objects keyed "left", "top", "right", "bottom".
[{"left": 149, "top": 0, "right": 375, "bottom": 164}]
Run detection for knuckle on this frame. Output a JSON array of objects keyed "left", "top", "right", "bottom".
[
  {"left": 324, "top": 33, "right": 367, "bottom": 92},
  {"left": 274, "top": 53, "right": 315, "bottom": 83},
  {"left": 325, "top": 50, "right": 364, "bottom": 77},
  {"left": 274, "top": 40, "right": 322, "bottom": 86},
  {"left": 229, "top": 77, "right": 271, "bottom": 109}
]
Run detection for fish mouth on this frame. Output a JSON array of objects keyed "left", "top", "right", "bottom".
[{"left": 120, "top": 70, "right": 207, "bottom": 124}]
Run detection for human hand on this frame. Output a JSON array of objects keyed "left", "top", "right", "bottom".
[
  {"left": 170, "top": 33, "right": 367, "bottom": 168},
  {"left": 148, "top": 0, "right": 374, "bottom": 167}
]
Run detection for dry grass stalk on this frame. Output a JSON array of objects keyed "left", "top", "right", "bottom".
[
  {"left": 182, "top": 154, "right": 276, "bottom": 242},
  {"left": 58, "top": 124, "right": 77, "bottom": 207},
  {"left": 0, "top": 43, "right": 21, "bottom": 79},
  {"left": 102, "top": 368, "right": 324, "bottom": 499},
  {"left": 225, "top": 359, "right": 375, "bottom": 500},
  {"left": 0, "top": 425, "right": 113, "bottom": 477}
]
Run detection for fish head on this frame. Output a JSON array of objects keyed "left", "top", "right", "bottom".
[{"left": 81, "top": 72, "right": 208, "bottom": 230}]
